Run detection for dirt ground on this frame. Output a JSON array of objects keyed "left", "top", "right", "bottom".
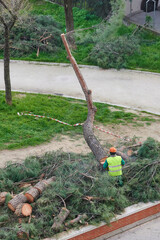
[{"left": 0, "top": 109, "right": 160, "bottom": 168}]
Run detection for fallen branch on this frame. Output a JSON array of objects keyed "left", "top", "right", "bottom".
[
  {"left": 52, "top": 207, "right": 70, "bottom": 231},
  {"left": 83, "top": 196, "right": 114, "bottom": 202},
  {"left": 65, "top": 214, "right": 87, "bottom": 227}
]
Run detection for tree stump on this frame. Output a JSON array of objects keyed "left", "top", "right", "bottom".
[
  {"left": 8, "top": 193, "right": 27, "bottom": 212},
  {"left": 0, "top": 192, "right": 8, "bottom": 205},
  {"left": 52, "top": 207, "right": 70, "bottom": 231},
  {"left": 24, "top": 188, "right": 39, "bottom": 203},
  {"left": 15, "top": 203, "right": 32, "bottom": 217}
]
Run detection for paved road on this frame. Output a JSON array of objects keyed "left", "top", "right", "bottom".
[{"left": 0, "top": 61, "right": 160, "bottom": 114}]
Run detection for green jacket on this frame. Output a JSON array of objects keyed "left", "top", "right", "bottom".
[{"left": 103, "top": 155, "right": 125, "bottom": 176}]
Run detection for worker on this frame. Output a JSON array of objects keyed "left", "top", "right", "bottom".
[{"left": 103, "top": 147, "right": 125, "bottom": 186}]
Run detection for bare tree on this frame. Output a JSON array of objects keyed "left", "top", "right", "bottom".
[{"left": 0, "top": 0, "right": 28, "bottom": 105}]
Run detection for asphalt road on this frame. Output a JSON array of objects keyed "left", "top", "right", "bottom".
[{"left": 0, "top": 61, "right": 160, "bottom": 114}]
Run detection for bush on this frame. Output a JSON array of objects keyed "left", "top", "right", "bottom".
[
  {"left": 88, "top": 35, "right": 140, "bottom": 69},
  {"left": 8, "top": 15, "right": 62, "bottom": 57}
]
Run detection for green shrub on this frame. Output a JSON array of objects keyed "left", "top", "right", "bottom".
[{"left": 6, "top": 15, "right": 62, "bottom": 57}]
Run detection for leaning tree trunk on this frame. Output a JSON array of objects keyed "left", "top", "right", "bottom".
[
  {"left": 4, "top": 26, "right": 12, "bottom": 105},
  {"left": 61, "top": 34, "right": 107, "bottom": 163}
]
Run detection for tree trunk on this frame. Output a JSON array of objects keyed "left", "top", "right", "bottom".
[
  {"left": 61, "top": 34, "right": 107, "bottom": 163},
  {"left": 64, "top": 0, "right": 74, "bottom": 32},
  {"left": 64, "top": 0, "right": 75, "bottom": 48},
  {"left": 4, "top": 26, "right": 12, "bottom": 105}
]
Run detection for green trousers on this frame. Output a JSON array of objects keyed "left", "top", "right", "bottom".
[{"left": 117, "top": 175, "right": 123, "bottom": 186}]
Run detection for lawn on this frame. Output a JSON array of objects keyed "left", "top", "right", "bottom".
[{"left": 0, "top": 91, "right": 156, "bottom": 150}]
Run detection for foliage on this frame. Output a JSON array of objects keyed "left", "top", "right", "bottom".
[
  {"left": 88, "top": 35, "right": 140, "bottom": 69},
  {"left": 138, "top": 137, "right": 160, "bottom": 159},
  {"left": 124, "top": 138, "right": 160, "bottom": 202},
  {"left": 0, "top": 91, "right": 157, "bottom": 150},
  {"left": 85, "top": 0, "right": 140, "bottom": 69},
  {"left": 0, "top": 15, "right": 62, "bottom": 58},
  {"left": 0, "top": 141, "right": 160, "bottom": 239},
  {"left": 51, "top": 0, "right": 111, "bottom": 18}
]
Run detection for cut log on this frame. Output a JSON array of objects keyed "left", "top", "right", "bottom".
[
  {"left": 8, "top": 193, "right": 27, "bottom": 212},
  {"left": 0, "top": 192, "right": 8, "bottom": 205},
  {"left": 24, "top": 188, "right": 39, "bottom": 203},
  {"left": 65, "top": 214, "right": 87, "bottom": 227},
  {"left": 15, "top": 203, "right": 32, "bottom": 217},
  {"left": 34, "top": 181, "right": 46, "bottom": 194},
  {"left": 52, "top": 207, "right": 70, "bottom": 231},
  {"left": 43, "top": 176, "right": 56, "bottom": 186}
]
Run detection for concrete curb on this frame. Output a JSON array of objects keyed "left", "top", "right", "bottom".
[{"left": 43, "top": 201, "right": 160, "bottom": 240}]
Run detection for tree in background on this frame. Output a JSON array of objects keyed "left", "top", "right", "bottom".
[
  {"left": 64, "top": 0, "right": 75, "bottom": 47},
  {"left": 0, "top": 0, "right": 28, "bottom": 105},
  {"left": 7, "top": 15, "right": 62, "bottom": 58},
  {"left": 88, "top": 0, "right": 140, "bottom": 69}
]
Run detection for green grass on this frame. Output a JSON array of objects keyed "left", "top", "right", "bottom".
[{"left": 1, "top": 91, "right": 156, "bottom": 150}]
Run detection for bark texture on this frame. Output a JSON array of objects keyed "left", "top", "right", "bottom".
[
  {"left": 25, "top": 188, "right": 39, "bottom": 203},
  {"left": 8, "top": 193, "right": 27, "bottom": 212},
  {"left": 4, "top": 26, "right": 12, "bottom": 105},
  {"left": 52, "top": 207, "right": 70, "bottom": 231},
  {"left": 64, "top": 0, "right": 75, "bottom": 48},
  {"left": 64, "top": 0, "right": 74, "bottom": 32}
]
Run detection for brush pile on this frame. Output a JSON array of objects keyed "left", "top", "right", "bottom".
[{"left": 0, "top": 138, "right": 160, "bottom": 240}]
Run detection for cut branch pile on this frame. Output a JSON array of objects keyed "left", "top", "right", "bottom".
[{"left": 0, "top": 139, "right": 160, "bottom": 239}]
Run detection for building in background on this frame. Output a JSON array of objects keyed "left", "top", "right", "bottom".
[{"left": 125, "top": 0, "right": 160, "bottom": 15}]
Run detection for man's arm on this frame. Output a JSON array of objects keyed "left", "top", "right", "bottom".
[
  {"left": 121, "top": 159, "right": 125, "bottom": 166},
  {"left": 103, "top": 160, "right": 108, "bottom": 170}
]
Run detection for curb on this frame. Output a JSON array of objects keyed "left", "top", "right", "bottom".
[{"left": 44, "top": 201, "right": 160, "bottom": 240}]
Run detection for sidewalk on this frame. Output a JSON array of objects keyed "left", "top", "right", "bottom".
[{"left": 0, "top": 61, "right": 160, "bottom": 114}]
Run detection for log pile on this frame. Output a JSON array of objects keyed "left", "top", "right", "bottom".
[{"left": 6, "top": 177, "right": 56, "bottom": 217}]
